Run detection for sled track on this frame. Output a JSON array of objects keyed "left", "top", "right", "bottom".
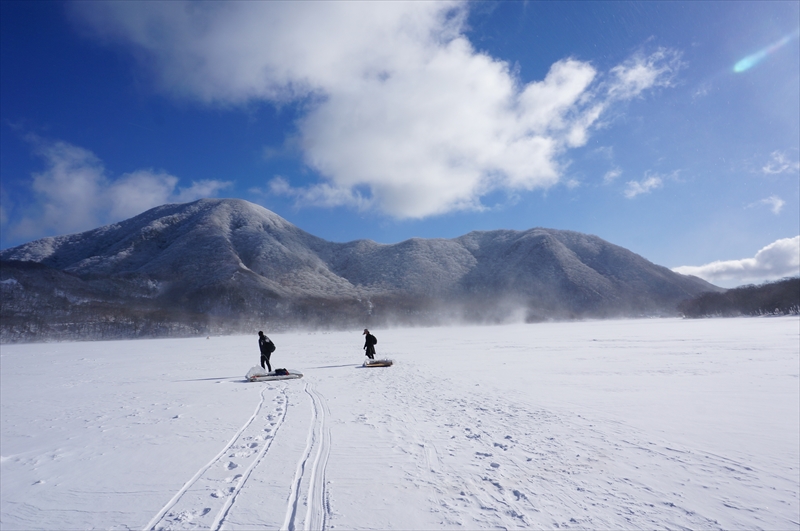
[
  {"left": 282, "top": 381, "right": 332, "bottom": 531},
  {"left": 143, "top": 385, "right": 289, "bottom": 531}
]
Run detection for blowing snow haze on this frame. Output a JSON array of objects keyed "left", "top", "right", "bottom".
[{"left": 0, "top": 198, "right": 719, "bottom": 342}]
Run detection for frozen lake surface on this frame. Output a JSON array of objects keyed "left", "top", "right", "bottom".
[{"left": 2, "top": 317, "right": 798, "bottom": 530}]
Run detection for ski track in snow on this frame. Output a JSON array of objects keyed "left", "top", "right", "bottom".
[
  {"left": 282, "top": 381, "right": 332, "bottom": 531},
  {"left": 142, "top": 379, "right": 332, "bottom": 531},
  {"left": 144, "top": 385, "right": 289, "bottom": 531}
]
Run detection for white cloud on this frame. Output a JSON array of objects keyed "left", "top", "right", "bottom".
[
  {"left": 9, "top": 137, "right": 231, "bottom": 240},
  {"left": 623, "top": 174, "right": 663, "bottom": 198},
  {"left": 175, "top": 180, "right": 232, "bottom": 203},
  {"left": 71, "top": 1, "right": 681, "bottom": 219},
  {"left": 606, "top": 48, "right": 681, "bottom": 101},
  {"left": 603, "top": 167, "right": 622, "bottom": 184},
  {"left": 762, "top": 151, "right": 800, "bottom": 175},
  {"left": 268, "top": 176, "right": 368, "bottom": 211},
  {"left": 105, "top": 169, "right": 180, "bottom": 221},
  {"left": 748, "top": 195, "right": 786, "bottom": 215},
  {"left": 673, "top": 236, "right": 800, "bottom": 285}
]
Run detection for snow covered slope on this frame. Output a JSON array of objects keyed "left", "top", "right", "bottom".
[
  {"left": 1, "top": 317, "right": 797, "bottom": 530},
  {"left": 0, "top": 199, "right": 719, "bottom": 341}
]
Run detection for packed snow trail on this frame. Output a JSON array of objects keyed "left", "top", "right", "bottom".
[{"left": 144, "top": 386, "right": 289, "bottom": 531}]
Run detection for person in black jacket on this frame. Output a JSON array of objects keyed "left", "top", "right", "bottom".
[
  {"left": 258, "top": 331, "right": 275, "bottom": 371},
  {"left": 363, "top": 328, "right": 377, "bottom": 360}
]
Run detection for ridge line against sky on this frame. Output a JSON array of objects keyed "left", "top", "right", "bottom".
[{"left": 1, "top": 0, "right": 798, "bottom": 288}]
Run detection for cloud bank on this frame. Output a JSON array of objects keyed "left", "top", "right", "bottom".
[
  {"left": 673, "top": 236, "right": 800, "bottom": 286},
  {"left": 71, "top": 1, "right": 680, "bottom": 219},
  {"left": 6, "top": 136, "right": 230, "bottom": 241}
]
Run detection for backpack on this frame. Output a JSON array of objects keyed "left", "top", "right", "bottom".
[
  {"left": 266, "top": 340, "right": 276, "bottom": 353},
  {"left": 274, "top": 368, "right": 289, "bottom": 376},
  {"left": 369, "top": 334, "right": 377, "bottom": 346}
]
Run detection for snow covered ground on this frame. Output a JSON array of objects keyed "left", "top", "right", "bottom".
[{"left": 1, "top": 316, "right": 798, "bottom": 530}]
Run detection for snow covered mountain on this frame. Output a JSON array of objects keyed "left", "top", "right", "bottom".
[{"left": 1, "top": 198, "right": 719, "bottom": 341}]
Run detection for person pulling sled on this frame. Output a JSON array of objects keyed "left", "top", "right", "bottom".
[
  {"left": 363, "top": 328, "right": 377, "bottom": 359},
  {"left": 258, "top": 331, "right": 276, "bottom": 372}
]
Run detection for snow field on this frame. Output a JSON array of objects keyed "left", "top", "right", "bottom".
[{"left": 1, "top": 317, "right": 798, "bottom": 530}]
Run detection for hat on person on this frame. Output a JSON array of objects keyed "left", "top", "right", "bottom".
[{"left": 363, "top": 329, "right": 369, "bottom": 334}]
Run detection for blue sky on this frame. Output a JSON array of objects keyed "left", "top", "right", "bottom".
[{"left": 1, "top": 1, "right": 798, "bottom": 287}]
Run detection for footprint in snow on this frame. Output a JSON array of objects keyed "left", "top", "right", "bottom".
[
  {"left": 175, "top": 510, "right": 193, "bottom": 522},
  {"left": 226, "top": 461, "right": 238, "bottom": 470},
  {"left": 485, "top": 478, "right": 503, "bottom": 490}
]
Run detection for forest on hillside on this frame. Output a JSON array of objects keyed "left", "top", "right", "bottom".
[{"left": 678, "top": 277, "right": 800, "bottom": 318}]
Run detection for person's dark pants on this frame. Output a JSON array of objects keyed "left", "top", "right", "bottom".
[
  {"left": 261, "top": 354, "right": 272, "bottom": 371},
  {"left": 365, "top": 345, "right": 375, "bottom": 359}
]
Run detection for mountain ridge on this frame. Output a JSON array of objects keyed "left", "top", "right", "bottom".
[{"left": 1, "top": 198, "right": 720, "bottom": 342}]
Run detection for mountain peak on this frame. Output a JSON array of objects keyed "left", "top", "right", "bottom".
[{"left": 1, "top": 199, "right": 720, "bottom": 341}]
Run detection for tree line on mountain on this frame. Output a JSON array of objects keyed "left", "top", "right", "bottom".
[
  {"left": 0, "top": 259, "right": 440, "bottom": 342},
  {"left": 677, "top": 277, "right": 800, "bottom": 318}
]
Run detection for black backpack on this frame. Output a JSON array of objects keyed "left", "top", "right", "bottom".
[
  {"left": 266, "top": 340, "right": 276, "bottom": 353},
  {"left": 369, "top": 334, "right": 377, "bottom": 346}
]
